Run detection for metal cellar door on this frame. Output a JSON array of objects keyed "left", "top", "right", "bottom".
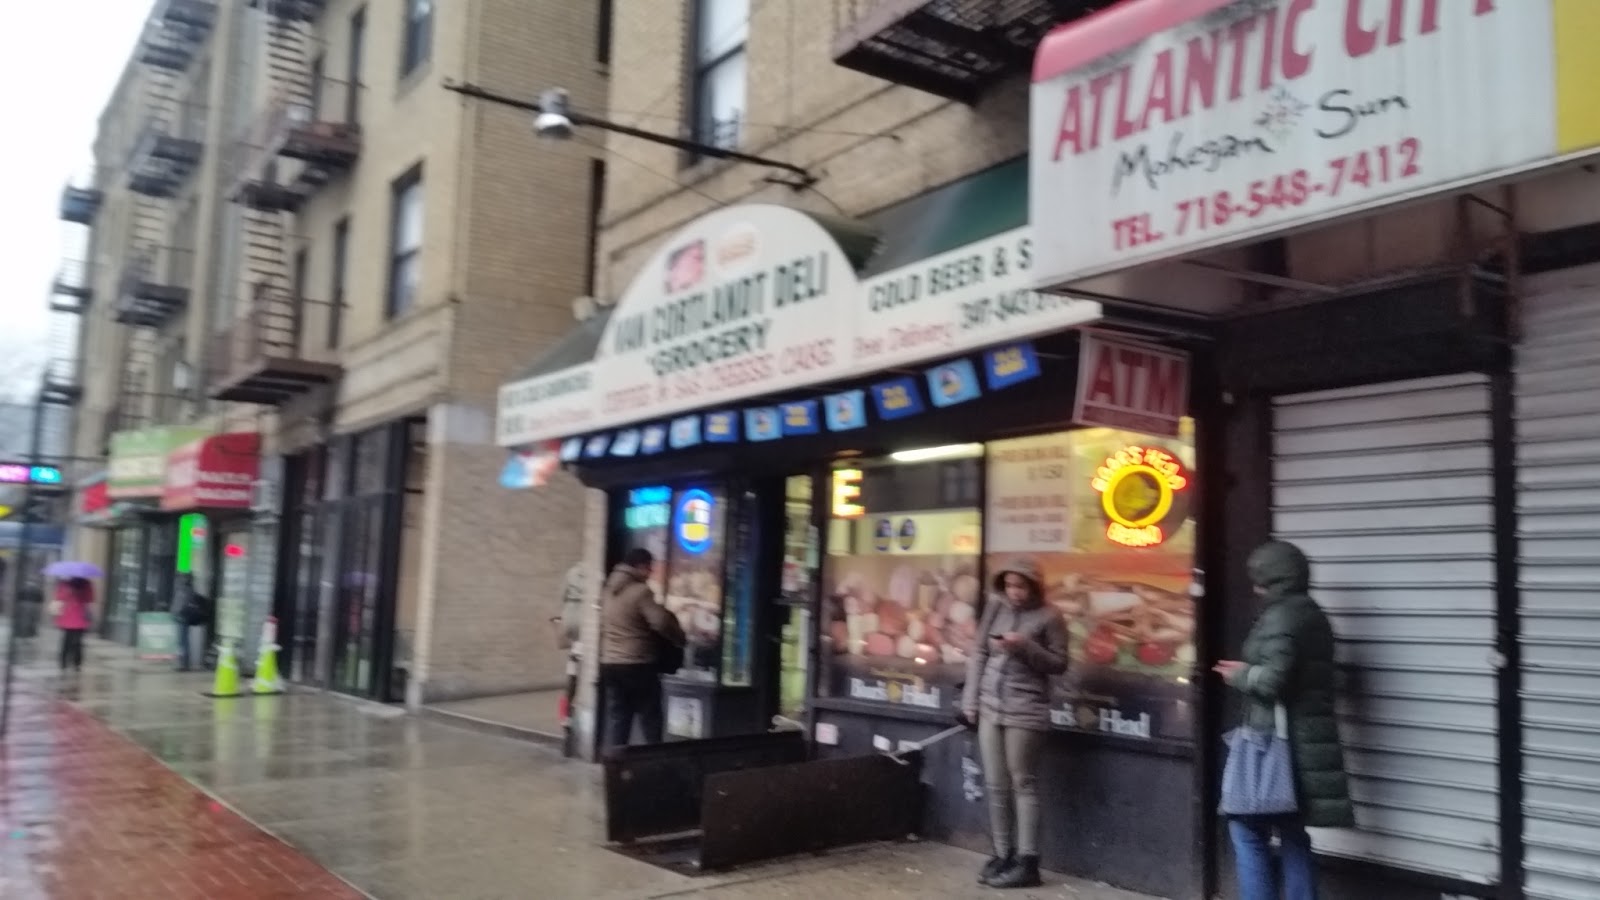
[
  {"left": 1516, "top": 263, "right": 1600, "bottom": 900},
  {"left": 1272, "top": 374, "right": 1500, "bottom": 885}
]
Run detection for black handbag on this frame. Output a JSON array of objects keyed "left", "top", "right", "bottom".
[{"left": 652, "top": 631, "right": 684, "bottom": 675}]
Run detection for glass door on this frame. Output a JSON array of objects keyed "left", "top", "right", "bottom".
[
  {"left": 333, "top": 498, "right": 384, "bottom": 695},
  {"left": 776, "top": 475, "right": 819, "bottom": 723}
]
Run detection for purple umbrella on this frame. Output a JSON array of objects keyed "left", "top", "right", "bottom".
[{"left": 42, "top": 561, "right": 104, "bottom": 580}]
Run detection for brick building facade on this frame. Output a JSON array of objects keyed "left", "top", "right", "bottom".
[{"left": 64, "top": 0, "right": 610, "bottom": 711}]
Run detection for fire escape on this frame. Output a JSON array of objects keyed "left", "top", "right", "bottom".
[
  {"left": 53, "top": 174, "right": 98, "bottom": 317},
  {"left": 830, "top": 0, "right": 1107, "bottom": 103},
  {"left": 213, "top": 0, "right": 353, "bottom": 405},
  {"left": 116, "top": 0, "right": 215, "bottom": 431}
]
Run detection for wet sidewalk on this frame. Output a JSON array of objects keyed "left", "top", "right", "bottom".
[
  {"left": 0, "top": 638, "right": 362, "bottom": 899},
  {"left": 0, "top": 630, "right": 1162, "bottom": 899}
]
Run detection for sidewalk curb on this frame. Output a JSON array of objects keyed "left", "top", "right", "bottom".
[{"left": 420, "top": 704, "right": 566, "bottom": 749}]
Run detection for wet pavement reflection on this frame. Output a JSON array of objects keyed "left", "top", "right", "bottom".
[{"left": 1, "top": 633, "right": 1160, "bottom": 899}]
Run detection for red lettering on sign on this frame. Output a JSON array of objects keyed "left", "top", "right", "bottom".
[{"left": 1074, "top": 334, "right": 1190, "bottom": 437}]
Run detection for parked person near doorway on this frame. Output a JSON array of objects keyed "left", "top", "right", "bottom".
[
  {"left": 960, "top": 558, "right": 1070, "bottom": 889},
  {"left": 170, "top": 573, "right": 210, "bottom": 672},
  {"left": 53, "top": 577, "right": 95, "bottom": 672},
  {"left": 555, "top": 562, "right": 586, "bottom": 748},
  {"left": 15, "top": 579, "right": 44, "bottom": 640},
  {"left": 599, "top": 548, "right": 684, "bottom": 749},
  {"left": 1214, "top": 540, "right": 1354, "bottom": 900}
]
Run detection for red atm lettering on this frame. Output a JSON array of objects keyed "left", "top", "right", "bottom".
[{"left": 1085, "top": 345, "right": 1185, "bottom": 419}]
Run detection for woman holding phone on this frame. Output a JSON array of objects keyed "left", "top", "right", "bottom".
[{"left": 960, "top": 557, "right": 1070, "bottom": 889}]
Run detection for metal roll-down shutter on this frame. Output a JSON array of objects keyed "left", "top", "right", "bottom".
[
  {"left": 1517, "top": 264, "right": 1600, "bottom": 900},
  {"left": 1272, "top": 374, "right": 1500, "bottom": 884}
]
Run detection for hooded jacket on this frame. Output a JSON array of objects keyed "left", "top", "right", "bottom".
[
  {"left": 962, "top": 558, "right": 1070, "bottom": 732},
  {"left": 1226, "top": 540, "right": 1355, "bottom": 828},
  {"left": 599, "top": 564, "right": 685, "bottom": 666}
]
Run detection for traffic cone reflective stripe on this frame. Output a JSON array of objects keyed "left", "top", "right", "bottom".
[
  {"left": 252, "top": 617, "right": 285, "bottom": 695},
  {"left": 207, "top": 645, "right": 242, "bottom": 698},
  {"left": 252, "top": 645, "right": 283, "bottom": 694}
]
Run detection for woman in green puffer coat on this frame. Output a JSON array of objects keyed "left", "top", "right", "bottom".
[{"left": 1214, "top": 540, "right": 1354, "bottom": 900}]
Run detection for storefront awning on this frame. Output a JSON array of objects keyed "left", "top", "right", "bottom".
[
  {"left": 161, "top": 432, "right": 261, "bottom": 512},
  {"left": 109, "top": 425, "right": 213, "bottom": 500},
  {"left": 496, "top": 158, "right": 1103, "bottom": 450}
]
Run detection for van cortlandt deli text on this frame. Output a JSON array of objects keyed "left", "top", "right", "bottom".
[
  {"left": 1028, "top": 0, "right": 1558, "bottom": 286},
  {"left": 496, "top": 204, "right": 1103, "bottom": 447}
]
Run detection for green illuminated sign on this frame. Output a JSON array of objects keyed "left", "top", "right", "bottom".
[{"left": 177, "top": 513, "right": 207, "bottom": 574}]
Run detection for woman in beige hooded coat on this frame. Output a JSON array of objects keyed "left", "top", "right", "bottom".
[{"left": 961, "top": 557, "right": 1070, "bottom": 889}]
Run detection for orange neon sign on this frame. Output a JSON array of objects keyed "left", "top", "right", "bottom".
[{"left": 1090, "top": 446, "right": 1189, "bottom": 548}]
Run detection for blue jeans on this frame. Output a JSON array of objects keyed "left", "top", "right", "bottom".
[{"left": 1229, "top": 816, "right": 1319, "bottom": 900}]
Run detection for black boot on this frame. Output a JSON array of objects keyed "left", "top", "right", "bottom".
[
  {"left": 978, "top": 852, "right": 1014, "bottom": 885},
  {"left": 989, "top": 854, "right": 1041, "bottom": 889}
]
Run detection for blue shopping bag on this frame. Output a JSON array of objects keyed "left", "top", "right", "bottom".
[{"left": 1219, "top": 705, "right": 1299, "bottom": 817}]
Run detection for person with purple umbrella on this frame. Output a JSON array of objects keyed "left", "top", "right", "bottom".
[{"left": 53, "top": 578, "right": 94, "bottom": 672}]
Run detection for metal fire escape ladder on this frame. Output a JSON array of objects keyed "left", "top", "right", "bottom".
[
  {"left": 239, "top": 12, "right": 315, "bottom": 345},
  {"left": 119, "top": 62, "right": 182, "bottom": 416}
]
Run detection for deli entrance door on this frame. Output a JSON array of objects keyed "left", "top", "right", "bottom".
[{"left": 650, "top": 475, "right": 820, "bottom": 741}]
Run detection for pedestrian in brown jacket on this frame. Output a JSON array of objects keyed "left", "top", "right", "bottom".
[{"left": 600, "top": 547, "right": 685, "bottom": 748}]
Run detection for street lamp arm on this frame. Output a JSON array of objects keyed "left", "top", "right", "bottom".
[{"left": 442, "top": 80, "right": 818, "bottom": 187}]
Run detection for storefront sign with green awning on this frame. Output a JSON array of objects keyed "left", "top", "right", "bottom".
[
  {"left": 108, "top": 425, "right": 211, "bottom": 499},
  {"left": 496, "top": 159, "right": 1102, "bottom": 447}
]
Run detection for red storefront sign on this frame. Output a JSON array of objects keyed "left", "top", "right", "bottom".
[
  {"left": 79, "top": 479, "right": 110, "bottom": 517},
  {"left": 161, "top": 433, "right": 262, "bottom": 512},
  {"left": 1073, "top": 332, "right": 1189, "bottom": 437}
]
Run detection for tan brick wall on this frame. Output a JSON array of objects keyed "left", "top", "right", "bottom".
[
  {"left": 409, "top": 0, "right": 606, "bottom": 702},
  {"left": 596, "top": 2, "right": 1028, "bottom": 295},
  {"left": 270, "top": 0, "right": 607, "bottom": 703},
  {"left": 75, "top": 0, "right": 608, "bottom": 707}
]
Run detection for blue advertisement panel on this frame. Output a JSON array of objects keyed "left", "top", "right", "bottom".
[
  {"left": 824, "top": 390, "right": 868, "bottom": 431},
  {"left": 704, "top": 411, "right": 740, "bottom": 443},
  {"left": 925, "top": 359, "right": 982, "bottom": 408},
  {"left": 870, "top": 377, "right": 925, "bottom": 421},
  {"left": 640, "top": 424, "right": 667, "bottom": 455},
  {"left": 983, "top": 342, "right": 1042, "bottom": 390},
  {"left": 780, "top": 400, "right": 820, "bottom": 436},
  {"left": 669, "top": 416, "right": 702, "bottom": 449},
  {"left": 744, "top": 408, "right": 782, "bottom": 442}
]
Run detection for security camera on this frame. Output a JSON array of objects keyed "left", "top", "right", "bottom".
[{"left": 533, "top": 88, "right": 574, "bottom": 140}]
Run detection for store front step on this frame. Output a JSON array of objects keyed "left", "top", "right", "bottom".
[{"left": 422, "top": 692, "right": 565, "bottom": 748}]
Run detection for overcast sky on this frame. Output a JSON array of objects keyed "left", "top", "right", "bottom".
[{"left": 1, "top": 2, "right": 152, "bottom": 396}]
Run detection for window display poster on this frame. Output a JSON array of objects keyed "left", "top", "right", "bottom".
[
  {"left": 665, "top": 486, "right": 727, "bottom": 678},
  {"left": 217, "top": 533, "right": 251, "bottom": 650},
  {"left": 985, "top": 426, "right": 1197, "bottom": 742},
  {"left": 620, "top": 485, "right": 671, "bottom": 598},
  {"left": 821, "top": 508, "right": 982, "bottom": 712}
]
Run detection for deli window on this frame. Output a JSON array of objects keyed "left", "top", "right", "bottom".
[
  {"left": 819, "top": 446, "right": 985, "bottom": 715},
  {"left": 985, "top": 426, "right": 1198, "bottom": 743},
  {"left": 817, "top": 424, "right": 1198, "bottom": 745}
]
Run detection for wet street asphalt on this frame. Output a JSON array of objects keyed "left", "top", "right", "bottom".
[{"left": 0, "top": 631, "right": 1161, "bottom": 899}]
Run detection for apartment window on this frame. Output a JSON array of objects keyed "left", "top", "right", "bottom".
[
  {"left": 329, "top": 218, "right": 349, "bottom": 348},
  {"left": 401, "top": 0, "right": 433, "bottom": 76},
  {"left": 347, "top": 7, "right": 366, "bottom": 124},
  {"left": 387, "top": 169, "right": 423, "bottom": 319},
  {"left": 292, "top": 247, "right": 309, "bottom": 353},
  {"left": 597, "top": 0, "right": 613, "bottom": 65},
  {"left": 691, "top": 0, "right": 747, "bottom": 152},
  {"left": 584, "top": 160, "right": 606, "bottom": 297},
  {"left": 310, "top": 56, "right": 325, "bottom": 118}
]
